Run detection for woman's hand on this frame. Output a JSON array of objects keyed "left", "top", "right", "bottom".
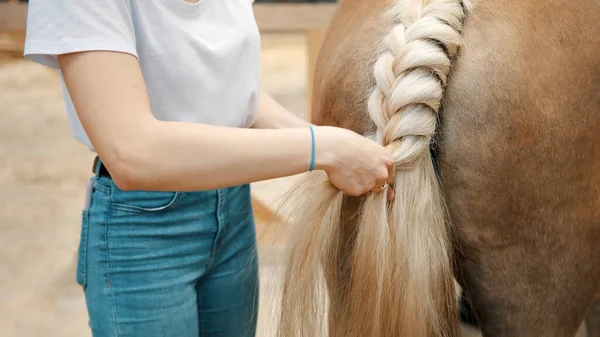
[{"left": 313, "top": 126, "right": 396, "bottom": 197}]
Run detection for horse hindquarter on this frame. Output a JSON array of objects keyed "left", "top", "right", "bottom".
[{"left": 437, "top": 1, "right": 600, "bottom": 336}]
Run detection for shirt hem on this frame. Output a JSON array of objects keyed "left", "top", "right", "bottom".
[{"left": 23, "top": 38, "right": 138, "bottom": 69}]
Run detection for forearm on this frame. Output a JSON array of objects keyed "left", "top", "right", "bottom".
[
  {"left": 251, "top": 90, "right": 312, "bottom": 129},
  {"left": 57, "top": 51, "right": 318, "bottom": 191},
  {"left": 111, "top": 119, "right": 318, "bottom": 191}
]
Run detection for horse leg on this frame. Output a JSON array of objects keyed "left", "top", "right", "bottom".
[
  {"left": 437, "top": 0, "right": 600, "bottom": 335},
  {"left": 451, "top": 229, "right": 600, "bottom": 337}
]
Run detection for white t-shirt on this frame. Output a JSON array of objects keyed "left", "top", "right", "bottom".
[{"left": 23, "top": 0, "right": 261, "bottom": 151}]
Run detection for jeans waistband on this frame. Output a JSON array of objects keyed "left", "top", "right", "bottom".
[{"left": 92, "top": 156, "right": 111, "bottom": 179}]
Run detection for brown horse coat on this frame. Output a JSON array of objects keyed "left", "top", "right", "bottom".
[{"left": 309, "top": 0, "right": 600, "bottom": 335}]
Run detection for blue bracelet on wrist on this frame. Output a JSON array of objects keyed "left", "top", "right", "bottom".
[{"left": 309, "top": 125, "right": 315, "bottom": 172}]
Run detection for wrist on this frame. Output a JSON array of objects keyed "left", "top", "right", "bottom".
[{"left": 311, "top": 126, "right": 336, "bottom": 172}]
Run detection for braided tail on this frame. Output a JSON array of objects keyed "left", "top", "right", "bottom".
[
  {"left": 277, "top": 1, "right": 470, "bottom": 336},
  {"left": 355, "top": 1, "right": 468, "bottom": 336}
]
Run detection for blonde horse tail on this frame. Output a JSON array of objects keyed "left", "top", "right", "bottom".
[{"left": 277, "top": 1, "right": 470, "bottom": 336}]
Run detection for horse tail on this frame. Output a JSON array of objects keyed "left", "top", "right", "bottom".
[
  {"left": 277, "top": 1, "right": 470, "bottom": 336},
  {"left": 356, "top": 0, "right": 470, "bottom": 335}
]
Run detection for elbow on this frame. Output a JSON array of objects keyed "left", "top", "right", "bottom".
[
  {"left": 110, "top": 164, "right": 141, "bottom": 192},
  {"left": 95, "top": 118, "right": 162, "bottom": 191},
  {"left": 100, "top": 140, "right": 150, "bottom": 192}
]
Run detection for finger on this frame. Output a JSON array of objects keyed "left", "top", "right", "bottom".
[
  {"left": 386, "top": 160, "right": 395, "bottom": 184},
  {"left": 387, "top": 188, "right": 395, "bottom": 201},
  {"left": 371, "top": 183, "right": 388, "bottom": 194}
]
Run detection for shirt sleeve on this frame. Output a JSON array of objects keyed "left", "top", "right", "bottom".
[{"left": 23, "top": 0, "right": 137, "bottom": 69}]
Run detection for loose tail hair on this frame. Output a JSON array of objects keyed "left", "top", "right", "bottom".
[{"left": 276, "top": 1, "right": 470, "bottom": 336}]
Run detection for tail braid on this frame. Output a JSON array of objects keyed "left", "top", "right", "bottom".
[
  {"left": 275, "top": 1, "right": 471, "bottom": 336},
  {"left": 369, "top": 0, "right": 466, "bottom": 158},
  {"left": 344, "top": 1, "right": 469, "bottom": 336}
]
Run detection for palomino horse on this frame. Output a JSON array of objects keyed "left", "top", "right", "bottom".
[{"left": 275, "top": 0, "right": 600, "bottom": 336}]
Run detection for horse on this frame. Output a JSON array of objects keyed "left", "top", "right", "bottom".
[{"left": 273, "top": 0, "right": 600, "bottom": 336}]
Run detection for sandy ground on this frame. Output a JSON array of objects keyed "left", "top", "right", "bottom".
[{"left": 0, "top": 33, "right": 588, "bottom": 337}]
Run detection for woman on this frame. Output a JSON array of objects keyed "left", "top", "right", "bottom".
[{"left": 23, "top": 0, "right": 395, "bottom": 336}]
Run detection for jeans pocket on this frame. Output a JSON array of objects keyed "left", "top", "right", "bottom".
[
  {"left": 76, "top": 210, "right": 90, "bottom": 289},
  {"left": 109, "top": 187, "right": 182, "bottom": 214}
]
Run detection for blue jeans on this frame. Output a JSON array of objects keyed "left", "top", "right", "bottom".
[{"left": 76, "top": 173, "right": 259, "bottom": 337}]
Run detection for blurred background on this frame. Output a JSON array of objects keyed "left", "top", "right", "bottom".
[{"left": 0, "top": 1, "right": 589, "bottom": 336}]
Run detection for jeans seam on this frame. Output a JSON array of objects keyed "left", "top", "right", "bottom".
[
  {"left": 206, "top": 188, "right": 227, "bottom": 272},
  {"left": 93, "top": 180, "right": 110, "bottom": 195},
  {"left": 220, "top": 188, "right": 228, "bottom": 243},
  {"left": 104, "top": 188, "right": 121, "bottom": 337},
  {"left": 77, "top": 210, "right": 90, "bottom": 289}
]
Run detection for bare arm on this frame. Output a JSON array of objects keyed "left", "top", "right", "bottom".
[
  {"left": 251, "top": 90, "right": 312, "bottom": 129},
  {"left": 59, "top": 50, "right": 394, "bottom": 195}
]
